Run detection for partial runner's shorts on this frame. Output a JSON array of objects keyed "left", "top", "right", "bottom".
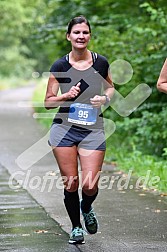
[{"left": 49, "top": 123, "right": 106, "bottom": 150}]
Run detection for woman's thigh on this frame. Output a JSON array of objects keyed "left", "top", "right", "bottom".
[
  {"left": 79, "top": 149, "right": 105, "bottom": 193},
  {"left": 52, "top": 146, "right": 79, "bottom": 191}
]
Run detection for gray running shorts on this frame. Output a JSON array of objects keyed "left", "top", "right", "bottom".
[{"left": 49, "top": 123, "right": 106, "bottom": 150}]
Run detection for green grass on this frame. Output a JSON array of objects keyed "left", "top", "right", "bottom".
[
  {"left": 0, "top": 77, "right": 33, "bottom": 90},
  {"left": 105, "top": 135, "right": 167, "bottom": 192}
]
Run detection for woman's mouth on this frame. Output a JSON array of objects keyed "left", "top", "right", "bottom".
[{"left": 76, "top": 41, "right": 85, "bottom": 44}]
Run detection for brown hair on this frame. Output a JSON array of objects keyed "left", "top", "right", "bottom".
[{"left": 67, "top": 16, "right": 91, "bottom": 34}]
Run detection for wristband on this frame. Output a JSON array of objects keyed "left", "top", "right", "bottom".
[{"left": 102, "top": 94, "right": 110, "bottom": 105}]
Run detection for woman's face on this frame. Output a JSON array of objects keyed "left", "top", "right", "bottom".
[{"left": 67, "top": 22, "right": 91, "bottom": 49}]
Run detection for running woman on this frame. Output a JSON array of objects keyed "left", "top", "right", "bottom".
[{"left": 44, "top": 16, "right": 114, "bottom": 244}]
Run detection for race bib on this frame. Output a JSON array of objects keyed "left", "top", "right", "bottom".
[{"left": 68, "top": 103, "right": 98, "bottom": 125}]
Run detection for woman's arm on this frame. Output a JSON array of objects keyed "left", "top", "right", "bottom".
[
  {"left": 44, "top": 74, "right": 81, "bottom": 110},
  {"left": 103, "top": 74, "right": 114, "bottom": 101},
  {"left": 157, "top": 59, "right": 167, "bottom": 94}
]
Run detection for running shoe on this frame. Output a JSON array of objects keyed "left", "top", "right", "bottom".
[
  {"left": 69, "top": 227, "right": 85, "bottom": 244},
  {"left": 81, "top": 201, "right": 98, "bottom": 234}
]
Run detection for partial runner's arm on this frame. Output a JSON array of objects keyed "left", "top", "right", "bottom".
[
  {"left": 44, "top": 73, "right": 81, "bottom": 110},
  {"left": 157, "top": 59, "right": 167, "bottom": 94}
]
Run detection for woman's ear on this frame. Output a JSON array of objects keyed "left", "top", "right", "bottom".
[
  {"left": 88, "top": 33, "right": 91, "bottom": 42},
  {"left": 66, "top": 33, "right": 71, "bottom": 41}
]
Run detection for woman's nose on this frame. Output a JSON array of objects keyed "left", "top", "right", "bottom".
[{"left": 79, "top": 32, "right": 84, "bottom": 38}]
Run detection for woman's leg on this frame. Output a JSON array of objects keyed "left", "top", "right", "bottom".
[
  {"left": 79, "top": 149, "right": 105, "bottom": 234},
  {"left": 79, "top": 149, "right": 104, "bottom": 196},
  {"left": 52, "top": 146, "right": 82, "bottom": 229}
]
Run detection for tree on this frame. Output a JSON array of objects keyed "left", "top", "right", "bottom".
[{"left": 0, "top": 0, "right": 48, "bottom": 77}]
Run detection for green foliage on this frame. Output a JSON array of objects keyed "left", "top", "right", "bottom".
[
  {"left": 105, "top": 141, "right": 167, "bottom": 192},
  {"left": 35, "top": 0, "right": 167, "bottom": 106},
  {"left": 117, "top": 150, "right": 167, "bottom": 192},
  {"left": 115, "top": 108, "right": 167, "bottom": 156},
  {"left": 0, "top": 0, "right": 47, "bottom": 78},
  {"left": 1, "top": 0, "right": 166, "bottom": 86}
]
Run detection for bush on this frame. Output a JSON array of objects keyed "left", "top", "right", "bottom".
[{"left": 115, "top": 108, "right": 167, "bottom": 156}]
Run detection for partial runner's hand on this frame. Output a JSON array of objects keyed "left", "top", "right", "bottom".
[
  {"left": 65, "top": 82, "right": 81, "bottom": 99},
  {"left": 90, "top": 95, "right": 106, "bottom": 108}
]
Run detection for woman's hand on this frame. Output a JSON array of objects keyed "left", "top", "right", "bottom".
[
  {"left": 65, "top": 82, "right": 81, "bottom": 99},
  {"left": 90, "top": 95, "right": 106, "bottom": 108}
]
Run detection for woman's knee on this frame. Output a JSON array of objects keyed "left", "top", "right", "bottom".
[
  {"left": 82, "top": 172, "right": 100, "bottom": 195},
  {"left": 63, "top": 176, "right": 79, "bottom": 192},
  {"left": 82, "top": 182, "right": 98, "bottom": 196}
]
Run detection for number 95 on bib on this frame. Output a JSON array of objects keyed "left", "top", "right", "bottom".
[{"left": 68, "top": 103, "right": 98, "bottom": 125}]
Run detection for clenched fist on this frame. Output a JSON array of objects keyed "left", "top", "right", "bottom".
[
  {"left": 65, "top": 82, "right": 81, "bottom": 99},
  {"left": 90, "top": 95, "right": 106, "bottom": 108}
]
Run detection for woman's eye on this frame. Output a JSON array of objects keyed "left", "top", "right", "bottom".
[{"left": 73, "top": 31, "right": 89, "bottom": 34}]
